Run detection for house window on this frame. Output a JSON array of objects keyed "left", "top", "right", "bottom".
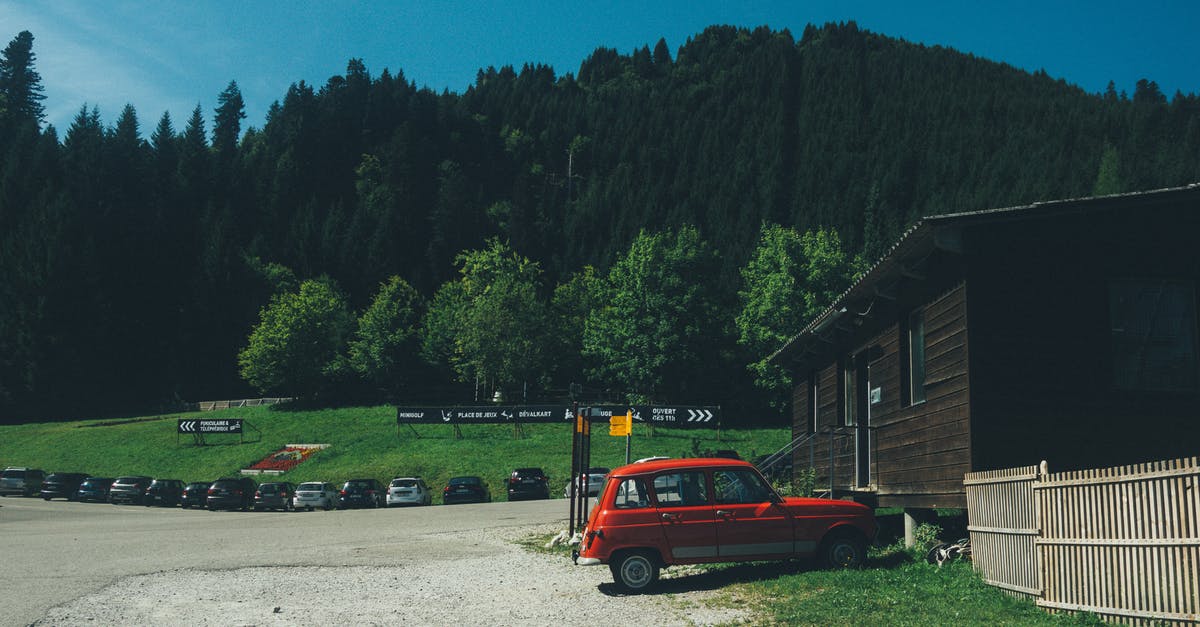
[
  {"left": 1110, "top": 280, "right": 1198, "bottom": 391},
  {"left": 807, "top": 371, "right": 818, "bottom": 434},
  {"left": 908, "top": 309, "right": 927, "bottom": 404},
  {"left": 842, "top": 360, "right": 856, "bottom": 426}
]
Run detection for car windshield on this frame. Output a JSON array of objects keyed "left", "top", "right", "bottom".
[
  {"left": 391, "top": 479, "right": 417, "bottom": 487},
  {"left": 449, "top": 477, "right": 480, "bottom": 486},
  {"left": 2, "top": 470, "right": 26, "bottom": 478},
  {"left": 298, "top": 483, "right": 323, "bottom": 491}
]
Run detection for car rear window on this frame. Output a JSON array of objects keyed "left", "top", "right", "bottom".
[
  {"left": 114, "top": 477, "right": 145, "bottom": 484},
  {"left": 612, "top": 478, "right": 649, "bottom": 509},
  {"left": 2, "top": 469, "right": 26, "bottom": 478},
  {"left": 449, "top": 477, "right": 480, "bottom": 486},
  {"left": 391, "top": 479, "right": 417, "bottom": 487},
  {"left": 298, "top": 483, "right": 323, "bottom": 491}
]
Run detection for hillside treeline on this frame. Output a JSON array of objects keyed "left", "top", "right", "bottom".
[{"left": 1, "top": 23, "right": 1197, "bottom": 422}]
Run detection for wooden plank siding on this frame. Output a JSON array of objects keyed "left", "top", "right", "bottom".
[
  {"left": 799, "top": 282, "right": 972, "bottom": 507},
  {"left": 873, "top": 282, "right": 971, "bottom": 506}
]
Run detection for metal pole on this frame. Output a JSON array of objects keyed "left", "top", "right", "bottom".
[
  {"left": 569, "top": 401, "right": 579, "bottom": 536},
  {"left": 829, "top": 427, "right": 835, "bottom": 497}
]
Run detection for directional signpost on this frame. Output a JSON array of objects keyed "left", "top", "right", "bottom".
[
  {"left": 177, "top": 419, "right": 244, "bottom": 434},
  {"left": 177, "top": 418, "right": 249, "bottom": 446}
]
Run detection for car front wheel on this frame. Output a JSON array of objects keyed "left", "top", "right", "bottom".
[
  {"left": 819, "top": 531, "right": 867, "bottom": 569},
  {"left": 610, "top": 550, "right": 660, "bottom": 593}
]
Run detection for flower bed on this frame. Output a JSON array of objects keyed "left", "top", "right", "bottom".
[{"left": 248, "top": 445, "right": 324, "bottom": 472}]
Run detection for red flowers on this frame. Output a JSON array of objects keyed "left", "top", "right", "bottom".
[{"left": 249, "top": 446, "right": 321, "bottom": 472}]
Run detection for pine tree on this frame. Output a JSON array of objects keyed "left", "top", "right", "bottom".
[{"left": 0, "top": 31, "right": 46, "bottom": 129}]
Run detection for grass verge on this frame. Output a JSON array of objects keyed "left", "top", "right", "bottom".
[{"left": 519, "top": 531, "right": 1107, "bottom": 626}]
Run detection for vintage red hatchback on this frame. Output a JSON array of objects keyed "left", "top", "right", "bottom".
[{"left": 573, "top": 458, "right": 876, "bottom": 592}]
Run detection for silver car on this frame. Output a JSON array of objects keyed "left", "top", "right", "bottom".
[
  {"left": 0, "top": 467, "right": 45, "bottom": 497},
  {"left": 293, "top": 481, "right": 337, "bottom": 511},
  {"left": 386, "top": 477, "right": 432, "bottom": 507},
  {"left": 563, "top": 467, "right": 610, "bottom": 498}
]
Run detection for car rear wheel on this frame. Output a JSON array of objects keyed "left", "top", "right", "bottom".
[
  {"left": 818, "top": 531, "right": 867, "bottom": 569},
  {"left": 610, "top": 550, "right": 660, "bottom": 593}
]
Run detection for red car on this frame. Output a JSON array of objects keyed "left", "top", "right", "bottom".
[{"left": 573, "top": 458, "right": 876, "bottom": 592}]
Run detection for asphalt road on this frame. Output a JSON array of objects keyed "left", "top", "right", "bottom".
[{"left": 0, "top": 496, "right": 568, "bottom": 626}]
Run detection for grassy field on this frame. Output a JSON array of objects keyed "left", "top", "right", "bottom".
[{"left": 0, "top": 405, "right": 788, "bottom": 501}]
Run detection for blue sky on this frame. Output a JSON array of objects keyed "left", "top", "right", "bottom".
[{"left": 3, "top": 1, "right": 1198, "bottom": 134}]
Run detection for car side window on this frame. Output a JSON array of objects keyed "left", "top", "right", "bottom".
[
  {"left": 653, "top": 471, "right": 708, "bottom": 507},
  {"left": 613, "top": 478, "right": 648, "bottom": 509},
  {"left": 713, "top": 469, "right": 773, "bottom": 504}
]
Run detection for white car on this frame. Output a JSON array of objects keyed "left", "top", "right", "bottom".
[
  {"left": 293, "top": 481, "right": 337, "bottom": 511},
  {"left": 563, "top": 467, "right": 610, "bottom": 498},
  {"left": 386, "top": 477, "right": 432, "bottom": 506}
]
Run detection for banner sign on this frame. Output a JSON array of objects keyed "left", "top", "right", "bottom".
[
  {"left": 395, "top": 405, "right": 572, "bottom": 425},
  {"left": 178, "top": 418, "right": 243, "bottom": 434},
  {"left": 396, "top": 405, "right": 720, "bottom": 427}
]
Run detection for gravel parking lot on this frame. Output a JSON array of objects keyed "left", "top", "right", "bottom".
[{"left": 1, "top": 497, "right": 749, "bottom": 626}]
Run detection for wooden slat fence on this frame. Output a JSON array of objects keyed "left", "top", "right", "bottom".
[
  {"left": 966, "top": 457, "right": 1200, "bottom": 625},
  {"left": 964, "top": 463, "right": 1043, "bottom": 598}
]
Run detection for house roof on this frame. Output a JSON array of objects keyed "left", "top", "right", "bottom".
[{"left": 768, "top": 183, "right": 1200, "bottom": 368}]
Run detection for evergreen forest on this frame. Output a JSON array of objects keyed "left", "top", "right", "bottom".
[{"left": 1, "top": 23, "right": 1198, "bottom": 424}]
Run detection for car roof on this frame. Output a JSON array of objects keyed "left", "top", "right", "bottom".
[{"left": 610, "top": 457, "right": 755, "bottom": 476}]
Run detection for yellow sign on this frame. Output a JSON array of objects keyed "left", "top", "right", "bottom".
[{"left": 609, "top": 412, "right": 632, "bottom": 437}]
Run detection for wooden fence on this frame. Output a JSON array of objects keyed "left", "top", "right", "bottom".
[
  {"left": 965, "top": 457, "right": 1199, "bottom": 625},
  {"left": 194, "top": 397, "right": 293, "bottom": 411}
]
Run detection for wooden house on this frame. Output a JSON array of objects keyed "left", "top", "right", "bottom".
[{"left": 770, "top": 184, "right": 1200, "bottom": 510}]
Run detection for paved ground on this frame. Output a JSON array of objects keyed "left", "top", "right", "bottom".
[{"left": 0, "top": 496, "right": 750, "bottom": 626}]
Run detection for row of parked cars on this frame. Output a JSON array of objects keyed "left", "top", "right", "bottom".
[{"left": 1, "top": 466, "right": 566, "bottom": 508}]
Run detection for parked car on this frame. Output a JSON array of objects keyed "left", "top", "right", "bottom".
[
  {"left": 506, "top": 467, "right": 550, "bottom": 501},
  {"left": 294, "top": 482, "right": 338, "bottom": 511},
  {"left": 144, "top": 479, "right": 184, "bottom": 506},
  {"left": 0, "top": 467, "right": 45, "bottom": 497},
  {"left": 40, "top": 472, "right": 90, "bottom": 501},
  {"left": 573, "top": 458, "right": 877, "bottom": 592},
  {"left": 206, "top": 477, "right": 257, "bottom": 511},
  {"left": 563, "top": 467, "right": 611, "bottom": 498},
  {"left": 180, "top": 481, "right": 212, "bottom": 509},
  {"left": 109, "top": 476, "right": 153, "bottom": 505},
  {"left": 386, "top": 477, "right": 432, "bottom": 507},
  {"left": 442, "top": 476, "right": 491, "bottom": 504},
  {"left": 254, "top": 482, "right": 296, "bottom": 511},
  {"left": 75, "top": 476, "right": 114, "bottom": 503},
  {"left": 338, "top": 478, "right": 386, "bottom": 509}
]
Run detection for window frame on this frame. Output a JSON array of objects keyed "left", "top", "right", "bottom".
[
  {"left": 907, "top": 308, "right": 927, "bottom": 405},
  {"left": 1109, "top": 279, "right": 1199, "bottom": 392}
]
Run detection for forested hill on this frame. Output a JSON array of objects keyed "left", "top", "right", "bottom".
[{"left": 1, "top": 22, "right": 1197, "bottom": 422}]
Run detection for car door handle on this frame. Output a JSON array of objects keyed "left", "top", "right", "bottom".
[
  {"left": 661, "top": 512, "right": 678, "bottom": 521},
  {"left": 716, "top": 510, "right": 734, "bottom": 517}
]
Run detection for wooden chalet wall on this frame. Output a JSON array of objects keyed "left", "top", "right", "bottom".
[
  {"left": 966, "top": 199, "right": 1200, "bottom": 473},
  {"left": 793, "top": 283, "right": 973, "bottom": 508}
]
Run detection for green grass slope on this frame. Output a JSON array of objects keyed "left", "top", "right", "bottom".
[{"left": 0, "top": 406, "right": 787, "bottom": 502}]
